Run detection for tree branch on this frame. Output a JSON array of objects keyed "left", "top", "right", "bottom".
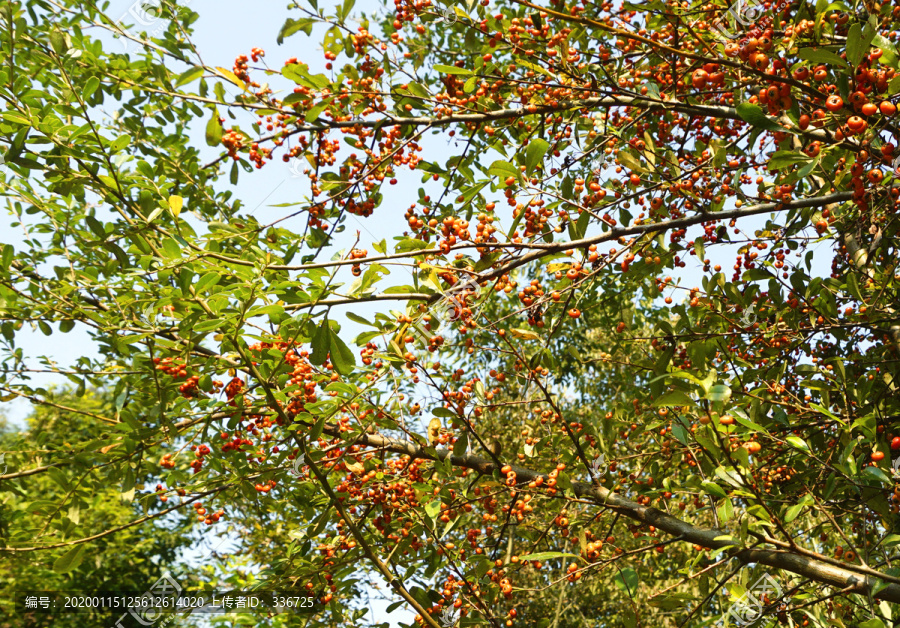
[{"left": 321, "top": 424, "right": 900, "bottom": 603}]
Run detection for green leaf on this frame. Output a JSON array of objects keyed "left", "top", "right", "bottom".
[
  {"left": 735, "top": 103, "right": 789, "bottom": 132},
  {"left": 193, "top": 318, "right": 224, "bottom": 333},
  {"left": 786, "top": 436, "right": 810, "bottom": 452},
  {"left": 0, "top": 112, "right": 30, "bottom": 125},
  {"left": 85, "top": 215, "right": 107, "bottom": 240},
  {"left": 339, "top": 0, "right": 356, "bottom": 20},
  {"left": 305, "top": 101, "right": 329, "bottom": 122},
  {"left": 874, "top": 35, "right": 899, "bottom": 68},
  {"left": 328, "top": 329, "right": 356, "bottom": 376},
  {"left": 434, "top": 64, "right": 472, "bottom": 75},
  {"left": 206, "top": 111, "right": 223, "bottom": 146},
  {"left": 863, "top": 466, "right": 892, "bottom": 485},
  {"left": 310, "top": 413, "right": 326, "bottom": 440},
  {"left": 797, "top": 47, "right": 849, "bottom": 68},
  {"left": 731, "top": 411, "right": 769, "bottom": 434},
  {"left": 617, "top": 150, "right": 645, "bottom": 173},
  {"left": 701, "top": 480, "right": 728, "bottom": 498},
  {"left": 53, "top": 545, "right": 87, "bottom": 574},
  {"left": 282, "top": 93, "right": 309, "bottom": 107},
  {"left": 569, "top": 210, "right": 590, "bottom": 241},
  {"left": 345, "top": 312, "right": 375, "bottom": 327},
  {"left": 797, "top": 156, "right": 820, "bottom": 179},
  {"left": 487, "top": 160, "right": 520, "bottom": 181},
  {"left": 452, "top": 431, "right": 468, "bottom": 457},
  {"left": 283, "top": 62, "right": 311, "bottom": 85},
  {"left": 83, "top": 76, "right": 100, "bottom": 101},
  {"left": 784, "top": 502, "right": 805, "bottom": 523},
  {"left": 706, "top": 384, "right": 731, "bottom": 402},
  {"left": 524, "top": 138, "right": 549, "bottom": 175},
  {"left": 49, "top": 30, "right": 68, "bottom": 55},
  {"left": 310, "top": 320, "right": 330, "bottom": 365},
  {"left": 846, "top": 22, "right": 876, "bottom": 68},
  {"left": 277, "top": 17, "right": 315, "bottom": 44},
  {"left": 648, "top": 593, "right": 697, "bottom": 610},
  {"left": 670, "top": 423, "right": 689, "bottom": 445},
  {"left": 425, "top": 499, "right": 442, "bottom": 519},
  {"left": 175, "top": 66, "right": 205, "bottom": 87},
  {"left": 717, "top": 497, "right": 734, "bottom": 522},
  {"left": 195, "top": 272, "right": 221, "bottom": 293},
  {"left": 767, "top": 150, "right": 813, "bottom": 171},
  {"left": 613, "top": 568, "right": 639, "bottom": 595}
]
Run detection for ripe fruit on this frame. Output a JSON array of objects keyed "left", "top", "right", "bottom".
[
  {"left": 872, "top": 451, "right": 885, "bottom": 462},
  {"left": 881, "top": 101, "right": 897, "bottom": 117},
  {"left": 798, "top": 114, "right": 810, "bottom": 130},
  {"left": 568, "top": 308, "right": 581, "bottom": 318},
  {"left": 861, "top": 102, "right": 878, "bottom": 116},
  {"left": 745, "top": 441, "right": 761, "bottom": 454},
  {"left": 846, "top": 116, "right": 866, "bottom": 132},
  {"left": 691, "top": 69, "right": 708, "bottom": 89},
  {"left": 719, "top": 415, "right": 735, "bottom": 425},
  {"left": 891, "top": 436, "right": 900, "bottom": 450},
  {"left": 825, "top": 95, "right": 843, "bottom": 112}
]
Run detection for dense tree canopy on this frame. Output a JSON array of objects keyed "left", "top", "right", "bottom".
[
  {"left": 0, "top": 390, "right": 197, "bottom": 628},
  {"left": 1, "top": 0, "right": 900, "bottom": 626}
]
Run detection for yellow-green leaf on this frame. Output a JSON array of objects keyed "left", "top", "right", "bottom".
[
  {"left": 509, "top": 328, "right": 541, "bottom": 341},
  {"left": 168, "top": 195, "right": 183, "bottom": 217},
  {"left": 213, "top": 66, "right": 247, "bottom": 91}
]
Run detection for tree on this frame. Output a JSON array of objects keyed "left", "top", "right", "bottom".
[
  {"left": 0, "top": 0, "right": 899, "bottom": 626},
  {"left": 0, "top": 389, "right": 195, "bottom": 627}
]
